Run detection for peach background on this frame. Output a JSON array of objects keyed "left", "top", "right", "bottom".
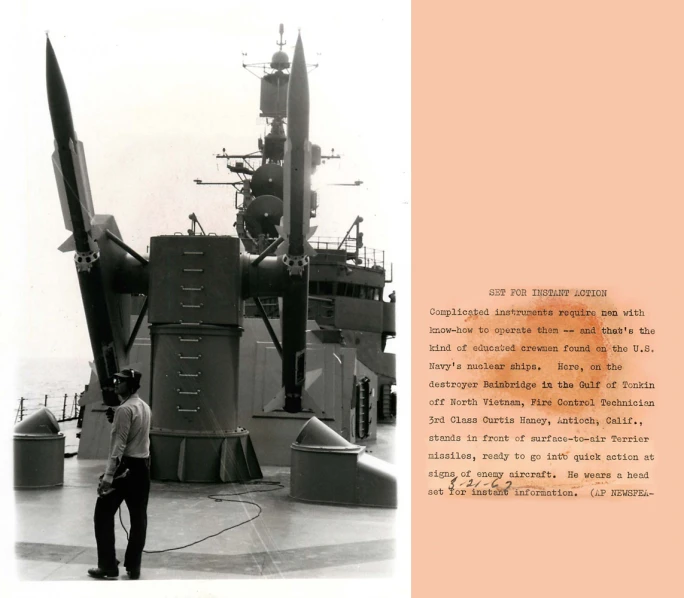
[{"left": 413, "top": 2, "right": 684, "bottom": 596}]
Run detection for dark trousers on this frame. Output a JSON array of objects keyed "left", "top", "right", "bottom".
[{"left": 94, "top": 456, "right": 150, "bottom": 571}]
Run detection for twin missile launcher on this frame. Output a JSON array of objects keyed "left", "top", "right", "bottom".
[{"left": 46, "top": 29, "right": 397, "bottom": 507}]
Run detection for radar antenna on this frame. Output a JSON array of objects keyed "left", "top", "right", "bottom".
[{"left": 277, "top": 23, "right": 286, "bottom": 50}]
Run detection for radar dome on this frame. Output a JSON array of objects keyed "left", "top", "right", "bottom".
[
  {"left": 244, "top": 194, "right": 283, "bottom": 238},
  {"left": 271, "top": 51, "right": 290, "bottom": 70},
  {"left": 251, "top": 163, "right": 284, "bottom": 198}
]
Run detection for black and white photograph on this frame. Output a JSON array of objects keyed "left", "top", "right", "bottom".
[{"left": 4, "top": 0, "right": 410, "bottom": 594}]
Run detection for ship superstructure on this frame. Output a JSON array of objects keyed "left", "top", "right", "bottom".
[{"left": 198, "top": 25, "right": 397, "bottom": 428}]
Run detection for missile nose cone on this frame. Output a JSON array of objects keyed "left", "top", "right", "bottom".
[
  {"left": 287, "top": 33, "right": 309, "bottom": 139},
  {"left": 294, "top": 32, "right": 304, "bottom": 58},
  {"left": 46, "top": 38, "right": 75, "bottom": 145}
]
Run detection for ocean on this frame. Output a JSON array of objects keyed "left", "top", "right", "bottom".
[{"left": 13, "top": 356, "right": 92, "bottom": 422}]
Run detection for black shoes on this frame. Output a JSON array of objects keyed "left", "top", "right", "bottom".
[
  {"left": 87, "top": 566, "right": 119, "bottom": 579},
  {"left": 87, "top": 560, "right": 139, "bottom": 580}
]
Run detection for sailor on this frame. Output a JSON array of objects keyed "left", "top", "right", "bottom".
[{"left": 88, "top": 368, "right": 151, "bottom": 581}]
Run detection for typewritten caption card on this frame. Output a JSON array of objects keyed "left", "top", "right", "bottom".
[{"left": 412, "top": 2, "right": 684, "bottom": 597}]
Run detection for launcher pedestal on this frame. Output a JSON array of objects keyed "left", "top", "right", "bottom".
[{"left": 147, "top": 235, "right": 261, "bottom": 482}]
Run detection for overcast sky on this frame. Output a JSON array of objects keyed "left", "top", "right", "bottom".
[{"left": 5, "top": 0, "right": 410, "bottom": 375}]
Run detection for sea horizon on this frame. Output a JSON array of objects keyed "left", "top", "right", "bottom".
[{"left": 12, "top": 356, "right": 92, "bottom": 419}]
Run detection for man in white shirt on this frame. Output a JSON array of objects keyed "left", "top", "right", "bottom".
[{"left": 88, "top": 368, "right": 152, "bottom": 581}]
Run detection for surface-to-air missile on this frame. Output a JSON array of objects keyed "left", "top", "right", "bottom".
[
  {"left": 274, "top": 34, "right": 318, "bottom": 414},
  {"left": 46, "top": 37, "right": 141, "bottom": 405}
]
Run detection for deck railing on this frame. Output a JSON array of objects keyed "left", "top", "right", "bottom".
[
  {"left": 311, "top": 237, "right": 385, "bottom": 270},
  {"left": 15, "top": 393, "right": 81, "bottom": 424}
]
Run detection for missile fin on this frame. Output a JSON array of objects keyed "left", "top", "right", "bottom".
[
  {"left": 301, "top": 389, "right": 323, "bottom": 417},
  {"left": 264, "top": 387, "right": 286, "bottom": 413},
  {"left": 305, "top": 366, "right": 323, "bottom": 388},
  {"left": 78, "top": 373, "right": 102, "bottom": 406},
  {"left": 71, "top": 139, "right": 95, "bottom": 218},
  {"left": 300, "top": 141, "right": 312, "bottom": 235},
  {"left": 52, "top": 141, "right": 93, "bottom": 233},
  {"left": 58, "top": 234, "right": 76, "bottom": 252},
  {"left": 276, "top": 239, "right": 289, "bottom": 256},
  {"left": 52, "top": 150, "right": 73, "bottom": 232},
  {"left": 302, "top": 239, "right": 317, "bottom": 258}
]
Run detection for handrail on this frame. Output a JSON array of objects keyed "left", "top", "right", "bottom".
[{"left": 15, "top": 393, "right": 82, "bottom": 423}]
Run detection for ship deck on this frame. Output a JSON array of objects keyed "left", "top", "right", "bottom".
[{"left": 13, "top": 422, "right": 397, "bottom": 583}]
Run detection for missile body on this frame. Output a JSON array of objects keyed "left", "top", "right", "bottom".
[
  {"left": 277, "top": 34, "right": 316, "bottom": 268},
  {"left": 277, "top": 35, "right": 316, "bottom": 413},
  {"left": 46, "top": 38, "right": 121, "bottom": 405},
  {"left": 280, "top": 273, "right": 309, "bottom": 412}
]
